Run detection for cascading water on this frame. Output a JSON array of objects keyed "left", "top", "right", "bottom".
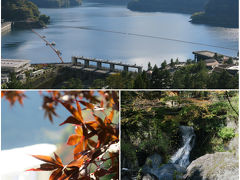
[{"left": 170, "top": 126, "right": 195, "bottom": 168}]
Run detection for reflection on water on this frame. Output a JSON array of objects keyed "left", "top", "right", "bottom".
[{"left": 1, "top": 3, "right": 238, "bottom": 67}]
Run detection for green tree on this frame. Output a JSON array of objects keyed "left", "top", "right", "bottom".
[
  {"left": 170, "top": 58, "right": 175, "bottom": 68},
  {"left": 134, "top": 74, "right": 145, "bottom": 89},
  {"left": 6, "top": 72, "right": 24, "bottom": 89},
  {"left": 148, "top": 62, "right": 152, "bottom": 71},
  {"left": 226, "top": 58, "right": 233, "bottom": 64},
  {"left": 161, "top": 60, "right": 167, "bottom": 69}
]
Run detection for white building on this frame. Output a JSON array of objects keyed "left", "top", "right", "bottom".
[
  {"left": 1, "top": 59, "right": 31, "bottom": 83},
  {"left": 1, "top": 59, "right": 30, "bottom": 74}
]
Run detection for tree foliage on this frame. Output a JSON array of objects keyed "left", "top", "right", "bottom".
[
  {"left": 191, "top": 0, "right": 238, "bottom": 28},
  {"left": 127, "top": 0, "right": 207, "bottom": 13},
  {"left": 29, "top": 0, "right": 82, "bottom": 8},
  {"left": 2, "top": 91, "right": 119, "bottom": 180},
  {"left": 2, "top": 0, "right": 50, "bottom": 25}
]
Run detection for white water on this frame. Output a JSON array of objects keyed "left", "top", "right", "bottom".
[{"left": 170, "top": 126, "right": 195, "bottom": 168}]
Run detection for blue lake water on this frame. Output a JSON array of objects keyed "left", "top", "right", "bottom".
[{"left": 1, "top": 3, "right": 238, "bottom": 68}]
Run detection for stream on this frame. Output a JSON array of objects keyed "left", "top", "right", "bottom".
[{"left": 170, "top": 126, "right": 196, "bottom": 168}]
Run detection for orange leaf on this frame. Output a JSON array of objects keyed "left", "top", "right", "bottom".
[
  {"left": 32, "top": 155, "right": 58, "bottom": 165},
  {"left": 93, "top": 115, "right": 105, "bottom": 128},
  {"left": 79, "top": 101, "right": 94, "bottom": 110},
  {"left": 76, "top": 100, "right": 84, "bottom": 121},
  {"left": 49, "top": 168, "right": 62, "bottom": 180},
  {"left": 59, "top": 116, "right": 81, "bottom": 126},
  {"left": 67, "top": 155, "right": 88, "bottom": 167},
  {"left": 75, "top": 126, "right": 83, "bottom": 136},
  {"left": 105, "top": 109, "right": 114, "bottom": 124},
  {"left": 73, "top": 137, "right": 85, "bottom": 159},
  {"left": 54, "top": 153, "right": 63, "bottom": 165},
  {"left": 26, "top": 168, "right": 42, "bottom": 171},
  {"left": 88, "top": 139, "right": 97, "bottom": 148},
  {"left": 67, "top": 134, "right": 81, "bottom": 146},
  {"left": 40, "top": 163, "right": 58, "bottom": 171},
  {"left": 59, "top": 101, "right": 83, "bottom": 122}
]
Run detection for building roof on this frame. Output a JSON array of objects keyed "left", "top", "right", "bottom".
[
  {"left": 227, "top": 66, "right": 239, "bottom": 71},
  {"left": 1, "top": 59, "right": 30, "bottom": 68},
  {"left": 193, "top": 51, "right": 235, "bottom": 61},
  {"left": 204, "top": 59, "right": 219, "bottom": 67},
  {"left": 193, "top": 51, "right": 217, "bottom": 57},
  {"left": 204, "top": 59, "right": 218, "bottom": 63}
]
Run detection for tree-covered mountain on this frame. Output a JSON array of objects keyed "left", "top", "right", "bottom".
[
  {"left": 2, "top": 0, "right": 50, "bottom": 27},
  {"left": 127, "top": 0, "right": 208, "bottom": 14},
  {"left": 29, "top": 0, "right": 82, "bottom": 8},
  {"left": 84, "top": 0, "right": 131, "bottom": 5},
  {"left": 191, "top": 0, "right": 238, "bottom": 28}
]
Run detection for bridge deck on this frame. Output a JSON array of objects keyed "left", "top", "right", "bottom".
[{"left": 73, "top": 56, "right": 142, "bottom": 68}]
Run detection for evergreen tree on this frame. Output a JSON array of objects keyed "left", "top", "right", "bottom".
[
  {"left": 147, "top": 62, "right": 152, "bottom": 71},
  {"left": 134, "top": 74, "right": 145, "bottom": 89}
]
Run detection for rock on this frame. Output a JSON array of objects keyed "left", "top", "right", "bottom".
[
  {"left": 121, "top": 168, "right": 134, "bottom": 180},
  {"left": 226, "top": 117, "right": 238, "bottom": 156},
  {"left": 143, "top": 163, "right": 186, "bottom": 180},
  {"left": 144, "top": 153, "right": 162, "bottom": 168},
  {"left": 142, "top": 173, "right": 158, "bottom": 180},
  {"left": 184, "top": 152, "right": 238, "bottom": 180}
]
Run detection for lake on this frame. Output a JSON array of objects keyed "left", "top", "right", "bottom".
[{"left": 1, "top": 3, "right": 238, "bottom": 68}]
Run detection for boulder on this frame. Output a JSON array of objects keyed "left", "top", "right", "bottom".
[
  {"left": 184, "top": 152, "right": 238, "bottom": 180},
  {"left": 144, "top": 153, "right": 163, "bottom": 168},
  {"left": 143, "top": 162, "right": 186, "bottom": 180},
  {"left": 142, "top": 173, "right": 158, "bottom": 180}
]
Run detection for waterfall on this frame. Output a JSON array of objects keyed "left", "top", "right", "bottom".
[{"left": 170, "top": 126, "right": 195, "bottom": 168}]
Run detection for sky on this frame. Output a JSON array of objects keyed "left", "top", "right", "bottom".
[{"left": 1, "top": 91, "right": 70, "bottom": 150}]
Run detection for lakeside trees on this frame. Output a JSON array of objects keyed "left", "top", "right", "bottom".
[
  {"left": 191, "top": 0, "right": 238, "bottom": 28},
  {"left": 91, "top": 61, "right": 238, "bottom": 89},
  {"left": 29, "top": 0, "right": 82, "bottom": 8},
  {"left": 2, "top": 61, "right": 238, "bottom": 89},
  {"left": 127, "top": 0, "right": 208, "bottom": 13},
  {"left": 2, "top": 0, "right": 50, "bottom": 27},
  {"left": 127, "top": 0, "right": 238, "bottom": 28}
]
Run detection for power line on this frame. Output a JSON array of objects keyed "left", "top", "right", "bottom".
[{"left": 60, "top": 25, "right": 238, "bottom": 52}]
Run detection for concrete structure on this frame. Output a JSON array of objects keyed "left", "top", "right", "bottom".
[
  {"left": 204, "top": 59, "right": 219, "bottom": 70},
  {"left": 1, "top": 75, "right": 9, "bottom": 83},
  {"left": 226, "top": 66, "right": 239, "bottom": 75},
  {"left": 1, "top": 59, "right": 30, "bottom": 83},
  {"left": 1, "top": 22, "right": 12, "bottom": 33},
  {"left": 31, "top": 69, "right": 44, "bottom": 77},
  {"left": 213, "top": 64, "right": 239, "bottom": 75},
  {"left": 72, "top": 56, "right": 143, "bottom": 73},
  {"left": 2, "top": 59, "right": 31, "bottom": 74},
  {"left": 193, "top": 51, "right": 238, "bottom": 63}
]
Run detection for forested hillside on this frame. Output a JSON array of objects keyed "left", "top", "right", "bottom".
[
  {"left": 2, "top": 0, "right": 50, "bottom": 27},
  {"left": 29, "top": 0, "right": 82, "bottom": 8},
  {"left": 127, "top": 0, "right": 208, "bottom": 14},
  {"left": 84, "top": 0, "right": 130, "bottom": 5},
  {"left": 191, "top": 0, "right": 238, "bottom": 28}
]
